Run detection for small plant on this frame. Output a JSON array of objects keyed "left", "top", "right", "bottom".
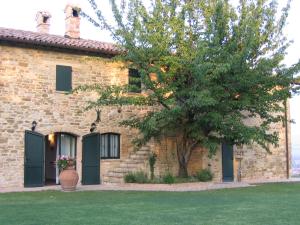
[
  {"left": 124, "top": 172, "right": 136, "bottom": 183},
  {"left": 149, "top": 152, "right": 157, "bottom": 180},
  {"left": 124, "top": 171, "right": 148, "bottom": 183},
  {"left": 162, "top": 172, "right": 175, "bottom": 184},
  {"left": 134, "top": 171, "right": 148, "bottom": 183},
  {"left": 56, "top": 155, "right": 75, "bottom": 170},
  {"left": 196, "top": 169, "right": 213, "bottom": 182}
]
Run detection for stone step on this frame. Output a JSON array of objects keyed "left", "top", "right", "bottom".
[
  {"left": 103, "top": 176, "right": 124, "bottom": 183},
  {"left": 129, "top": 154, "right": 147, "bottom": 160},
  {"left": 107, "top": 172, "right": 124, "bottom": 178},
  {"left": 134, "top": 152, "right": 150, "bottom": 157},
  {"left": 102, "top": 145, "right": 152, "bottom": 184},
  {"left": 119, "top": 162, "right": 145, "bottom": 168},
  {"left": 113, "top": 167, "right": 135, "bottom": 173},
  {"left": 140, "top": 145, "right": 150, "bottom": 150},
  {"left": 122, "top": 158, "right": 145, "bottom": 163}
]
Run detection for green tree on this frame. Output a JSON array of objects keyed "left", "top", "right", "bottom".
[{"left": 81, "top": 0, "right": 300, "bottom": 177}]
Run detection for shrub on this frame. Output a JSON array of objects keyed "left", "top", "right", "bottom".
[
  {"left": 196, "top": 169, "right": 213, "bottom": 182},
  {"left": 134, "top": 171, "right": 148, "bottom": 183},
  {"left": 162, "top": 173, "right": 175, "bottom": 184},
  {"left": 149, "top": 152, "right": 157, "bottom": 180},
  {"left": 124, "top": 171, "right": 148, "bottom": 183},
  {"left": 124, "top": 172, "right": 136, "bottom": 183}
]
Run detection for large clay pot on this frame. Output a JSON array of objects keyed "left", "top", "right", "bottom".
[{"left": 59, "top": 166, "right": 79, "bottom": 191}]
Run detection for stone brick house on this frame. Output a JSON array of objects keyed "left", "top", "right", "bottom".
[{"left": 0, "top": 4, "right": 291, "bottom": 188}]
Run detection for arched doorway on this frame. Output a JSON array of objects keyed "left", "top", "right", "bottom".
[{"left": 45, "top": 132, "right": 77, "bottom": 185}]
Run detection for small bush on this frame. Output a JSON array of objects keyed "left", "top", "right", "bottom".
[
  {"left": 124, "top": 171, "right": 148, "bottom": 183},
  {"left": 162, "top": 173, "right": 175, "bottom": 184},
  {"left": 149, "top": 152, "right": 157, "bottom": 180},
  {"left": 124, "top": 172, "right": 136, "bottom": 183},
  {"left": 196, "top": 169, "right": 213, "bottom": 182},
  {"left": 148, "top": 177, "right": 163, "bottom": 184},
  {"left": 134, "top": 171, "right": 149, "bottom": 183}
]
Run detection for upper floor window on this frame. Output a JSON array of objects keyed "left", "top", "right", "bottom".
[
  {"left": 56, "top": 65, "right": 72, "bottom": 92},
  {"left": 128, "top": 68, "right": 141, "bottom": 93},
  {"left": 100, "top": 133, "right": 120, "bottom": 159}
]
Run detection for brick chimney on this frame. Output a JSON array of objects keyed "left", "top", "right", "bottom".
[
  {"left": 35, "top": 11, "right": 51, "bottom": 34},
  {"left": 64, "top": 4, "right": 81, "bottom": 39}
]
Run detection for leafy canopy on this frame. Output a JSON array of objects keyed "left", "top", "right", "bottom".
[{"left": 81, "top": 0, "right": 300, "bottom": 155}]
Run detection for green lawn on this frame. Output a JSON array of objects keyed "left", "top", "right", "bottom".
[{"left": 1, "top": 183, "right": 300, "bottom": 225}]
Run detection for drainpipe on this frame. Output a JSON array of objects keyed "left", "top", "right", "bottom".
[{"left": 284, "top": 100, "right": 290, "bottom": 179}]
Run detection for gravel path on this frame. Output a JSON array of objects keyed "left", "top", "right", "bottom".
[
  {"left": 0, "top": 182, "right": 251, "bottom": 193},
  {"left": 1, "top": 178, "right": 300, "bottom": 193}
]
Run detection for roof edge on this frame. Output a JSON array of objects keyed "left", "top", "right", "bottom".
[{"left": 0, "top": 27, "right": 121, "bottom": 57}]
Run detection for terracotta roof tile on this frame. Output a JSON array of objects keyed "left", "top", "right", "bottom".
[{"left": 0, "top": 27, "right": 120, "bottom": 56}]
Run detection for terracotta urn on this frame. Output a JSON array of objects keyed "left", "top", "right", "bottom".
[{"left": 59, "top": 166, "right": 79, "bottom": 192}]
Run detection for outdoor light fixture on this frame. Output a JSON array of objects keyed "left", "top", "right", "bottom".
[
  {"left": 90, "top": 122, "right": 96, "bottom": 133},
  {"left": 31, "top": 121, "right": 37, "bottom": 131},
  {"left": 48, "top": 133, "right": 55, "bottom": 147}
]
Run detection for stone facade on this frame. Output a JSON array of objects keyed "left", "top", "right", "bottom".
[
  {"left": 0, "top": 42, "right": 291, "bottom": 188},
  {"left": 0, "top": 44, "right": 147, "bottom": 188}
]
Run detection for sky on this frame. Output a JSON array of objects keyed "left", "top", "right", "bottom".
[{"left": 0, "top": 0, "right": 299, "bottom": 157}]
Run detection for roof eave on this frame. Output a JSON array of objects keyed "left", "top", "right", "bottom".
[{"left": 0, "top": 36, "right": 121, "bottom": 57}]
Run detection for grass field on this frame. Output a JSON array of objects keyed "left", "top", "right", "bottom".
[{"left": 1, "top": 183, "right": 300, "bottom": 225}]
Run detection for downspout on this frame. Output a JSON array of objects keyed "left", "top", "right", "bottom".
[{"left": 284, "top": 100, "right": 290, "bottom": 179}]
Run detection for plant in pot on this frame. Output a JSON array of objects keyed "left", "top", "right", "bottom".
[{"left": 57, "top": 155, "right": 79, "bottom": 191}]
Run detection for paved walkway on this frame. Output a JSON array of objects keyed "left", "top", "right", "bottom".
[
  {"left": 0, "top": 182, "right": 252, "bottom": 193},
  {"left": 1, "top": 178, "right": 300, "bottom": 193}
]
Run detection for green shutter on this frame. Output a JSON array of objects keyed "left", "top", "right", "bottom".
[
  {"left": 82, "top": 133, "right": 101, "bottom": 185},
  {"left": 24, "top": 131, "right": 45, "bottom": 187},
  {"left": 56, "top": 65, "right": 72, "bottom": 91}
]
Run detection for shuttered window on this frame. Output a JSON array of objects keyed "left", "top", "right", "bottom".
[
  {"left": 128, "top": 68, "right": 141, "bottom": 93},
  {"left": 56, "top": 65, "right": 72, "bottom": 92},
  {"left": 100, "top": 133, "right": 120, "bottom": 159}
]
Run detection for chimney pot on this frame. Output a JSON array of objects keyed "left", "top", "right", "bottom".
[
  {"left": 36, "top": 11, "right": 51, "bottom": 34},
  {"left": 64, "top": 4, "right": 81, "bottom": 39}
]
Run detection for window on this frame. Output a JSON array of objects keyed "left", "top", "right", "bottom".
[
  {"left": 128, "top": 68, "right": 141, "bottom": 93},
  {"left": 56, "top": 65, "right": 72, "bottom": 91},
  {"left": 58, "top": 133, "right": 76, "bottom": 158},
  {"left": 100, "top": 133, "right": 120, "bottom": 159}
]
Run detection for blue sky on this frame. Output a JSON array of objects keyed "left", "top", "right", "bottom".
[{"left": 0, "top": 0, "right": 299, "bottom": 156}]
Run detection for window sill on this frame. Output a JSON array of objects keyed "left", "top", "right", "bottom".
[
  {"left": 100, "top": 158, "right": 121, "bottom": 161},
  {"left": 55, "top": 90, "right": 72, "bottom": 94}
]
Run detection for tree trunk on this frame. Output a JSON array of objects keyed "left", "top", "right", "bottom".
[
  {"left": 178, "top": 162, "right": 188, "bottom": 177},
  {"left": 176, "top": 135, "right": 196, "bottom": 178}
]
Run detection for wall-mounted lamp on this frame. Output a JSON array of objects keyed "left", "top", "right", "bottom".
[
  {"left": 90, "top": 122, "right": 96, "bottom": 133},
  {"left": 48, "top": 133, "right": 55, "bottom": 147},
  {"left": 31, "top": 121, "right": 37, "bottom": 131}
]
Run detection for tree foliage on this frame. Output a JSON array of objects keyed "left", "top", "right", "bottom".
[{"left": 81, "top": 0, "right": 300, "bottom": 177}]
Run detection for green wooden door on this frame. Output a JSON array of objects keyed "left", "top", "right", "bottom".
[
  {"left": 24, "top": 130, "right": 45, "bottom": 187},
  {"left": 222, "top": 143, "right": 234, "bottom": 182},
  {"left": 82, "top": 133, "right": 100, "bottom": 185}
]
